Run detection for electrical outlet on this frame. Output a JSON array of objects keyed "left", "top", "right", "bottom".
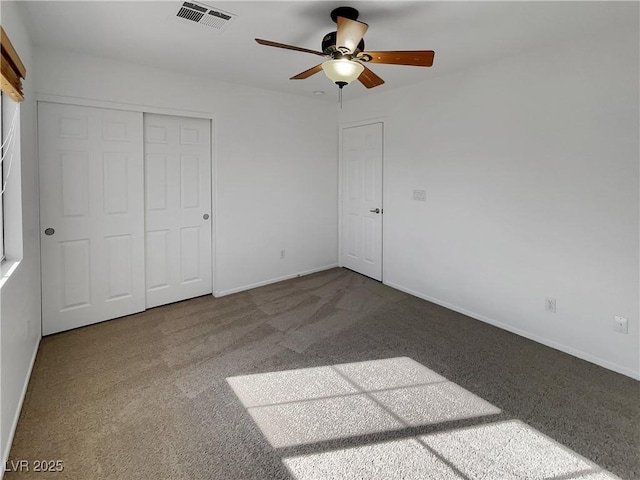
[
  {"left": 413, "top": 189, "right": 426, "bottom": 201},
  {"left": 280, "top": 249, "right": 285, "bottom": 259},
  {"left": 613, "top": 316, "right": 628, "bottom": 334},
  {"left": 545, "top": 297, "right": 556, "bottom": 313}
]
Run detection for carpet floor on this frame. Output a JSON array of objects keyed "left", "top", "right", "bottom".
[{"left": 6, "top": 268, "right": 639, "bottom": 479}]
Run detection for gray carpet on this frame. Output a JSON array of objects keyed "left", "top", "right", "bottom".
[{"left": 6, "top": 268, "right": 639, "bottom": 479}]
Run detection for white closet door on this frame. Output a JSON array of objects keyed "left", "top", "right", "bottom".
[
  {"left": 39, "top": 103, "right": 145, "bottom": 335},
  {"left": 342, "top": 122, "right": 384, "bottom": 281},
  {"left": 144, "top": 114, "right": 212, "bottom": 308}
]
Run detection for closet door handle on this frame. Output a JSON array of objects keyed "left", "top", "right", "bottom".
[
  {"left": 45, "top": 228, "right": 55, "bottom": 236},
  {"left": 369, "top": 208, "right": 380, "bottom": 214}
]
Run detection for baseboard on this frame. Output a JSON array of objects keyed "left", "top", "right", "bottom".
[
  {"left": 2, "top": 337, "right": 41, "bottom": 479},
  {"left": 214, "top": 264, "right": 339, "bottom": 297},
  {"left": 385, "top": 281, "right": 640, "bottom": 381}
]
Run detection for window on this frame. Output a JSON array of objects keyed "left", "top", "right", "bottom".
[
  {"left": 0, "top": 89, "right": 22, "bottom": 267},
  {"left": 1, "top": 91, "right": 4, "bottom": 261},
  {"left": 0, "top": 26, "right": 26, "bottom": 268}
]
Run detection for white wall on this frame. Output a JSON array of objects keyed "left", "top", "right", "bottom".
[
  {"left": 0, "top": 0, "right": 42, "bottom": 466},
  {"left": 33, "top": 47, "right": 339, "bottom": 296},
  {"left": 340, "top": 26, "right": 640, "bottom": 378}
]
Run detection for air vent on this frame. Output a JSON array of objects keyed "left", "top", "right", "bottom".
[{"left": 176, "top": 2, "right": 236, "bottom": 31}]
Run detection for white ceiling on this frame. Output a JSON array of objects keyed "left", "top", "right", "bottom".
[{"left": 19, "top": 1, "right": 636, "bottom": 101}]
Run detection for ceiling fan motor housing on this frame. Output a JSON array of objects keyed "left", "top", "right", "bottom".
[
  {"left": 330, "top": 6, "right": 359, "bottom": 22},
  {"left": 322, "top": 31, "right": 365, "bottom": 56}
]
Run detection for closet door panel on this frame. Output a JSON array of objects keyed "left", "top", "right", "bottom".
[
  {"left": 39, "top": 102, "right": 145, "bottom": 335},
  {"left": 144, "top": 114, "right": 212, "bottom": 308}
]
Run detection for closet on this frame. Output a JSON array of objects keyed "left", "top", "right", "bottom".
[{"left": 38, "top": 103, "right": 212, "bottom": 335}]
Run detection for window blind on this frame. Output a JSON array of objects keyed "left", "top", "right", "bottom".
[{"left": 0, "top": 26, "right": 26, "bottom": 102}]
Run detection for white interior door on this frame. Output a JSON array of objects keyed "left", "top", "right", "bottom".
[
  {"left": 39, "top": 102, "right": 145, "bottom": 335},
  {"left": 341, "top": 122, "right": 383, "bottom": 281},
  {"left": 144, "top": 114, "right": 212, "bottom": 308}
]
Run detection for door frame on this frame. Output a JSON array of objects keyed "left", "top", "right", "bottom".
[
  {"left": 36, "top": 93, "right": 218, "bottom": 297},
  {"left": 338, "top": 117, "right": 386, "bottom": 281}
]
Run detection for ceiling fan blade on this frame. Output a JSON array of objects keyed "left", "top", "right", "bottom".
[
  {"left": 290, "top": 64, "right": 323, "bottom": 80},
  {"left": 360, "top": 50, "right": 435, "bottom": 67},
  {"left": 336, "top": 16, "right": 368, "bottom": 54},
  {"left": 358, "top": 65, "right": 385, "bottom": 89},
  {"left": 255, "top": 38, "right": 325, "bottom": 57}
]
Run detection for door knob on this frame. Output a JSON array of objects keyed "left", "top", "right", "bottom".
[
  {"left": 203, "top": 214, "right": 210, "bottom": 220},
  {"left": 369, "top": 208, "right": 380, "bottom": 214},
  {"left": 44, "top": 228, "right": 55, "bottom": 236}
]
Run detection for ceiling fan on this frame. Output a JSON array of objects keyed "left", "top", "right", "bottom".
[{"left": 255, "top": 6, "right": 435, "bottom": 92}]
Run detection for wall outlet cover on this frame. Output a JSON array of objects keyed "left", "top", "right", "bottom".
[
  {"left": 545, "top": 297, "right": 556, "bottom": 313},
  {"left": 613, "top": 316, "right": 628, "bottom": 334}
]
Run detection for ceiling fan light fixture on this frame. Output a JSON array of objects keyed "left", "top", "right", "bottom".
[{"left": 321, "top": 59, "right": 364, "bottom": 87}]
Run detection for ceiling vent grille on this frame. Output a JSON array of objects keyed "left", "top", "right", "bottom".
[{"left": 176, "top": 2, "right": 235, "bottom": 32}]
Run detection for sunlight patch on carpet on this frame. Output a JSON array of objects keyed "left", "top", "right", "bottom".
[
  {"left": 227, "top": 357, "right": 500, "bottom": 448},
  {"left": 284, "top": 438, "right": 461, "bottom": 480},
  {"left": 419, "top": 420, "right": 620, "bottom": 479},
  {"left": 283, "top": 421, "right": 621, "bottom": 480}
]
